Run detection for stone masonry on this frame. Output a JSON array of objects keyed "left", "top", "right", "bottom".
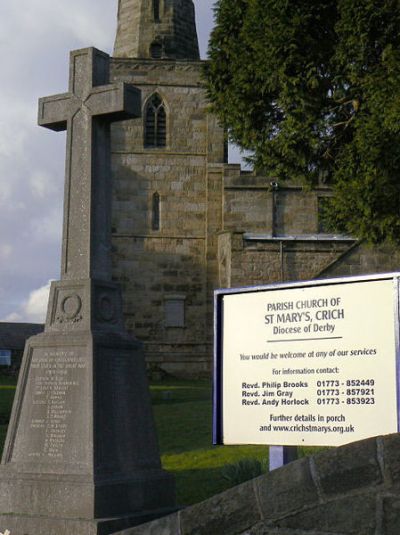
[
  {"left": 114, "top": 0, "right": 199, "bottom": 60},
  {"left": 110, "top": 55, "right": 222, "bottom": 377},
  {"left": 109, "top": 0, "right": 400, "bottom": 378},
  {"left": 113, "top": 433, "right": 400, "bottom": 535}
]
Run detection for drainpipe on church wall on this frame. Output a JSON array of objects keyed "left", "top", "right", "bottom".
[
  {"left": 270, "top": 181, "right": 284, "bottom": 281},
  {"left": 280, "top": 240, "right": 284, "bottom": 282},
  {"left": 270, "top": 181, "right": 279, "bottom": 238}
]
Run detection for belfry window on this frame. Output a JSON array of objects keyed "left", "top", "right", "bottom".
[
  {"left": 145, "top": 94, "right": 166, "bottom": 148},
  {"left": 153, "top": 0, "right": 160, "bottom": 22}
]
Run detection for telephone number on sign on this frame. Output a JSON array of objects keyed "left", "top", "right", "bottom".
[
  {"left": 317, "top": 397, "right": 376, "bottom": 405},
  {"left": 346, "top": 388, "right": 375, "bottom": 396},
  {"left": 346, "top": 397, "right": 375, "bottom": 405},
  {"left": 346, "top": 379, "right": 375, "bottom": 386}
]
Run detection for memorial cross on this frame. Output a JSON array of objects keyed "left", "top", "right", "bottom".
[
  {"left": 0, "top": 47, "right": 175, "bottom": 533},
  {"left": 38, "top": 47, "right": 140, "bottom": 281}
]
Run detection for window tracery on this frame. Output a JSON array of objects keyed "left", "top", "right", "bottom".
[{"left": 145, "top": 94, "right": 166, "bottom": 148}]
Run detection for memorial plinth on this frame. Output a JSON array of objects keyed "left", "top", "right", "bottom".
[{"left": 0, "top": 48, "right": 175, "bottom": 535}]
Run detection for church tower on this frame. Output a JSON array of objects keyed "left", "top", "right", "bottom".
[
  {"left": 110, "top": 0, "right": 225, "bottom": 377},
  {"left": 114, "top": 0, "right": 200, "bottom": 60}
]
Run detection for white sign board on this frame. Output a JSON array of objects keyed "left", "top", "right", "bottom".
[{"left": 213, "top": 274, "right": 400, "bottom": 447}]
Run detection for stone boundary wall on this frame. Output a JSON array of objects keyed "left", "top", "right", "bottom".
[{"left": 115, "top": 433, "right": 400, "bottom": 535}]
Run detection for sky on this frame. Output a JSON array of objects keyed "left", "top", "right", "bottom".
[{"left": 0, "top": 0, "right": 226, "bottom": 324}]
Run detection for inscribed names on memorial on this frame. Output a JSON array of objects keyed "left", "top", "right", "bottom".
[
  {"left": 221, "top": 278, "right": 398, "bottom": 446},
  {"left": 10, "top": 347, "right": 89, "bottom": 469}
]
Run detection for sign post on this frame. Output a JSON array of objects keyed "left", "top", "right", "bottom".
[{"left": 214, "top": 273, "right": 400, "bottom": 466}]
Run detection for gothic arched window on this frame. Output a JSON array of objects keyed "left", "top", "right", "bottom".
[
  {"left": 153, "top": 0, "right": 160, "bottom": 22},
  {"left": 145, "top": 94, "right": 166, "bottom": 148}
]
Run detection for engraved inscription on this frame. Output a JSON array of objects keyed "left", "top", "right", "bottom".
[{"left": 14, "top": 348, "right": 88, "bottom": 464}]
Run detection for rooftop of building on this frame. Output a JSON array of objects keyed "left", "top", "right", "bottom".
[{"left": 0, "top": 323, "right": 44, "bottom": 351}]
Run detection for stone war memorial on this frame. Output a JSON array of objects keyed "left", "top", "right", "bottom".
[{"left": 0, "top": 48, "right": 174, "bottom": 534}]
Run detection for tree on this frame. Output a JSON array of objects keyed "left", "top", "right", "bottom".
[{"left": 204, "top": 0, "right": 400, "bottom": 243}]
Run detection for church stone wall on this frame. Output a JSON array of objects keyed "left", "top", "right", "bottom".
[
  {"left": 275, "top": 189, "right": 319, "bottom": 235},
  {"left": 222, "top": 169, "right": 273, "bottom": 234},
  {"left": 110, "top": 60, "right": 221, "bottom": 377},
  {"left": 219, "top": 172, "right": 360, "bottom": 291},
  {"left": 224, "top": 190, "right": 273, "bottom": 234},
  {"left": 222, "top": 235, "right": 355, "bottom": 288},
  {"left": 223, "top": 170, "right": 332, "bottom": 237}
]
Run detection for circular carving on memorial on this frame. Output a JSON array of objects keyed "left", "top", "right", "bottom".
[
  {"left": 61, "top": 294, "right": 82, "bottom": 320},
  {"left": 98, "top": 294, "right": 116, "bottom": 322}
]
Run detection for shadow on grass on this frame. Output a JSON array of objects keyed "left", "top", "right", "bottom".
[
  {"left": 150, "top": 381, "right": 211, "bottom": 406},
  {"left": 174, "top": 466, "right": 235, "bottom": 506},
  {"left": 0, "top": 387, "right": 16, "bottom": 425},
  {"left": 154, "top": 399, "right": 212, "bottom": 455},
  {"left": 0, "top": 425, "right": 7, "bottom": 452}
]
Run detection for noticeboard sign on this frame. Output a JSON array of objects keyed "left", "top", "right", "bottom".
[{"left": 213, "top": 273, "right": 400, "bottom": 447}]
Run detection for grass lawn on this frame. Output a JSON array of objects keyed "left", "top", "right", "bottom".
[
  {"left": 0, "top": 375, "right": 322, "bottom": 506},
  {"left": 0, "top": 376, "right": 17, "bottom": 453},
  {"left": 151, "top": 380, "right": 269, "bottom": 504}
]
